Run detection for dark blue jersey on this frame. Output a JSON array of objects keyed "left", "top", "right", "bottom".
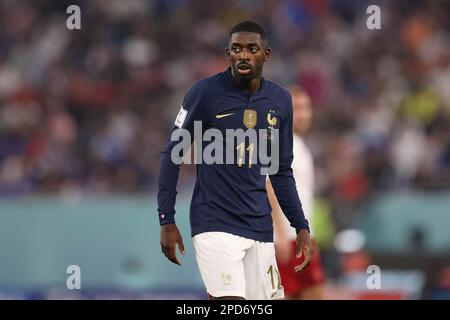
[{"left": 157, "top": 68, "right": 309, "bottom": 242}]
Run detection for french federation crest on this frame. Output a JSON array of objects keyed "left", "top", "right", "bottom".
[
  {"left": 266, "top": 109, "right": 277, "bottom": 141},
  {"left": 267, "top": 109, "right": 277, "bottom": 128},
  {"left": 243, "top": 109, "right": 257, "bottom": 129}
]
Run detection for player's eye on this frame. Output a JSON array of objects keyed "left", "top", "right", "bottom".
[
  {"left": 232, "top": 46, "right": 241, "bottom": 53},
  {"left": 250, "top": 47, "right": 258, "bottom": 53}
]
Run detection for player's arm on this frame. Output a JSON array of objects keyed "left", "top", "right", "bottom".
[
  {"left": 157, "top": 80, "right": 205, "bottom": 265},
  {"left": 266, "top": 179, "right": 292, "bottom": 264},
  {"left": 268, "top": 91, "right": 313, "bottom": 272}
]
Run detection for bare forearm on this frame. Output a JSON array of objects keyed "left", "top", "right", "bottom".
[{"left": 267, "top": 180, "right": 286, "bottom": 241}]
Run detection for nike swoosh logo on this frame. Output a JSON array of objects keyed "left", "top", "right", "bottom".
[{"left": 216, "top": 113, "right": 234, "bottom": 119}]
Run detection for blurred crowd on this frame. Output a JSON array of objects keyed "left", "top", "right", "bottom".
[
  {"left": 0, "top": 0, "right": 449, "bottom": 210},
  {"left": 1, "top": 0, "right": 450, "bottom": 300}
]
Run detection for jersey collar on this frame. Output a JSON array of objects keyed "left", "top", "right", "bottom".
[{"left": 224, "top": 67, "right": 268, "bottom": 101}]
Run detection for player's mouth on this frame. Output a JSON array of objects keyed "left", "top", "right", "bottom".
[{"left": 237, "top": 63, "right": 252, "bottom": 75}]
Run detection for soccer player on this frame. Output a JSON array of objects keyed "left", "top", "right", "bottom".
[
  {"left": 267, "top": 86, "right": 325, "bottom": 300},
  {"left": 157, "top": 21, "right": 313, "bottom": 300}
]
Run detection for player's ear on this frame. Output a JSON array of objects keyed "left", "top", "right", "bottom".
[
  {"left": 263, "top": 47, "right": 271, "bottom": 62},
  {"left": 225, "top": 46, "right": 230, "bottom": 57}
]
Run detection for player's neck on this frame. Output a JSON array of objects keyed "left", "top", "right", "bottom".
[{"left": 231, "top": 70, "right": 262, "bottom": 93}]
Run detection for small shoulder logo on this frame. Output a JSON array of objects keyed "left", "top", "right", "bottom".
[{"left": 174, "top": 106, "right": 188, "bottom": 128}]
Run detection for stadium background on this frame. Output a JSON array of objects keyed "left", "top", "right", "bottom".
[{"left": 0, "top": 0, "right": 449, "bottom": 299}]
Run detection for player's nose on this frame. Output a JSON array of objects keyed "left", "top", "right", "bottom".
[{"left": 238, "top": 49, "right": 249, "bottom": 61}]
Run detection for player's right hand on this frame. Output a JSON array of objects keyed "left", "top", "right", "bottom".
[
  {"left": 294, "top": 229, "right": 314, "bottom": 272},
  {"left": 160, "top": 223, "right": 185, "bottom": 265}
]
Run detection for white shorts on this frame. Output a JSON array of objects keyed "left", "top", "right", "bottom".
[{"left": 193, "top": 231, "right": 285, "bottom": 300}]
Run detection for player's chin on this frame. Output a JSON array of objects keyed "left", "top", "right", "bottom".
[{"left": 236, "top": 70, "right": 254, "bottom": 81}]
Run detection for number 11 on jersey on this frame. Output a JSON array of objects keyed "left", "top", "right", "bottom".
[{"left": 237, "top": 142, "right": 255, "bottom": 168}]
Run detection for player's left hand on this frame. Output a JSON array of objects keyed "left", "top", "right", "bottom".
[{"left": 294, "top": 229, "right": 314, "bottom": 272}]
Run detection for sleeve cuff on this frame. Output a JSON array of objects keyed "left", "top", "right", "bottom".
[
  {"left": 159, "top": 212, "right": 175, "bottom": 225},
  {"left": 294, "top": 218, "right": 310, "bottom": 234}
]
